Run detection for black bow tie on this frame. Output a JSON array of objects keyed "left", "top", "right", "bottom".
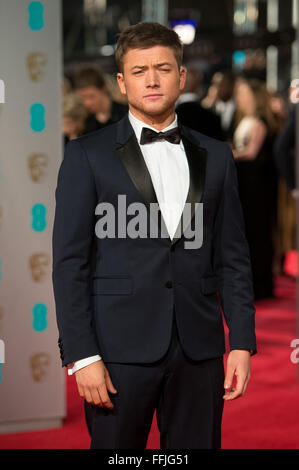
[{"left": 140, "top": 126, "right": 181, "bottom": 145}]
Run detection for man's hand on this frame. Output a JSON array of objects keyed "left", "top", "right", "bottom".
[
  {"left": 74, "top": 360, "right": 118, "bottom": 409},
  {"left": 223, "top": 350, "right": 251, "bottom": 401}
]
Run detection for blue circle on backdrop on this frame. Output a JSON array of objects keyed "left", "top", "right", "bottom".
[
  {"left": 30, "top": 103, "right": 46, "bottom": 132},
  {"left": 31, "top": 203, "right": 47, "bottom": 232},
  {"left": 32, "top": 303, "right": 48, "bottom": 332},
  {"left": 28, "top": 2, "right": 44, "bottom": 31}
]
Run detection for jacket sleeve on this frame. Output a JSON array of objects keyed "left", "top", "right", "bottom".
[
  {"left": 213, "top": 143, "right": 257, "bottom": 355},
  {"left": 52, "top": 139, "right": 101, "bottom": 367}
]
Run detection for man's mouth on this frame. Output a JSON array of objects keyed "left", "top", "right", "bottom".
[{"left": 144, "top": 94, "right": 163, "bottom": 98}]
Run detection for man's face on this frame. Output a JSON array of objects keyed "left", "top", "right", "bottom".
[
  {"left": 117, "top": 46, "right": 186, "bottom": 120},
  {"left": 76, "top": 86, "right": 106, "bottom": 114}
]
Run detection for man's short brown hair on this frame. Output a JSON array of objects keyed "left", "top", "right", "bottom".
[{"left": 115, "top": 22, "right": 183, "bottom": 73}]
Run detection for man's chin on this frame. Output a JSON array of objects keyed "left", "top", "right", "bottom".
[{"left": 141, "top": 103, "right": 172, "bottom": 117}]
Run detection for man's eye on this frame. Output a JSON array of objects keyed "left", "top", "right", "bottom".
[{"left": 133, "top": 71, "right": 143, "bottom": 75}]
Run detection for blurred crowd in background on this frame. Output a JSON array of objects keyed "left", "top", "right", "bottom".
[{"left": 62, "top": 61, "right": 297, "bottom": 302}]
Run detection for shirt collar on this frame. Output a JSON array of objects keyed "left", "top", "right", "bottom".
[{"left": 128, "top": 110, "right": 178, "bottom": 144}]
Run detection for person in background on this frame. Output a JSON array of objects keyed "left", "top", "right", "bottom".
[
  {"left": 269, "top": 90, "right": 288, "bottom": 131},
  {"left": 274, "top": 104, "right": 297, "bottom": 194},
  {"left": 63, "top": 93, "right": 88, "bottom": 146},
  {"left": 175, "top": 66, "right": 223, "bottom": 140},
  {"left": 73, "top": 67, "right": 128, "bottom": 134},
  {"left": 273, "top": 104, "right": 298, "bottom": 272},
  {"left": 62, "top": 76, "right": 72, "bottom": 97},
  {"left": 232, "top": 78, "right": 279, "bottom": 300},
  {"left": 266, "top": 90, "right": 289, "bottom": 275},
  {"left": 202, "top": 70, "right": 236, "bottom": 141}
]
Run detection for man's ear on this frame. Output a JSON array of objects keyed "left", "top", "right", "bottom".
[
  {"left": 117, "top": 72, "right": 127, "bottom": 95},
  {"left": 179, "top": 66, "right": 187, "bottom": 91}
]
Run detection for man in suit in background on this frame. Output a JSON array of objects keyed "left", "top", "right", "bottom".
[
  {"left": 52, "top": 22, "right": 256, "bottom": 449},
  {"left": 202, "top": 70, "right": 236, "bottom": 141},
  {"left": 175, "top": 65, "right": 223, "bottom": 140},
  {"left": 274, "top": 104, "right": 297, "bottom": 195}
]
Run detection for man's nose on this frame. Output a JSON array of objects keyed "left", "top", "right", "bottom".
[{"left": 146, "top": 69, "right": 159, "bottom": 87}]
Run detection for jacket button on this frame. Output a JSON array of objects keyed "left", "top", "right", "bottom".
[{"left": 165, "top": 280, "right": 173, "bottom": 288}]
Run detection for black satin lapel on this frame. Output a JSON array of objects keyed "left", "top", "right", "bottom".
[
  {"left": 116, "top": 134, "right": 170, "bottom": 239},
  {"left": 171, "top": 134, "right": 207, "bottom": 246}
]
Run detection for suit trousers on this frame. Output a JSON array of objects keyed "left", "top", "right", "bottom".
[{"left": 84, "top": 308, "right": 225, "bottom": 449}]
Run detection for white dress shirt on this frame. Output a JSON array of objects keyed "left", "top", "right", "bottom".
[{"left": 68, "top": 111, "right": 190, "bottom": 375}]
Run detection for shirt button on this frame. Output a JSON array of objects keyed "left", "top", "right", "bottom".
[{"left": 165, "top": 280, "right": 173, "bottom": 288}]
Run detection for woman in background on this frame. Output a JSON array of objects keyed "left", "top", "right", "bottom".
[{"left": 232, "top": 78, "right": 279, "bottom": 300}]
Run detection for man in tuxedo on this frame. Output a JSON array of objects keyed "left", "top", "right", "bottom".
[{"left": 52, "top": 22, "right": 257, "bottom": 449}]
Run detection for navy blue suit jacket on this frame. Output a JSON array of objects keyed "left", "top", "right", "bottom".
[{"left": 52, "top": 114, "right": 257, "bottom": 366}]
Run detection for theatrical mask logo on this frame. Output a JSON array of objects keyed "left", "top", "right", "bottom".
[
  {"left": 27, "top": 153, "right": 49, "bottom": 182},
  {"left": 29, "top": 253, "right": 50, "bottom": 282},
  {"left": 26, "top": 52, "right": 47, "bottom": 82},
  {"left": 30, "top": 353, "right": 50, "bottom": 382}
]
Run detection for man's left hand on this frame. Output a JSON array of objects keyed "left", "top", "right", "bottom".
[{"left": 223, "top": 350, "right": 251, "bottom": 401}]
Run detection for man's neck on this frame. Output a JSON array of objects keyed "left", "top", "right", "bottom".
[{"left": 128, "top": 106, "right": 176, "bottom": 131}]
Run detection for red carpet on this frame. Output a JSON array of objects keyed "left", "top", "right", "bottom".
[{"left": 0, "top": 274, "right": 298, "bottom": 449}]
